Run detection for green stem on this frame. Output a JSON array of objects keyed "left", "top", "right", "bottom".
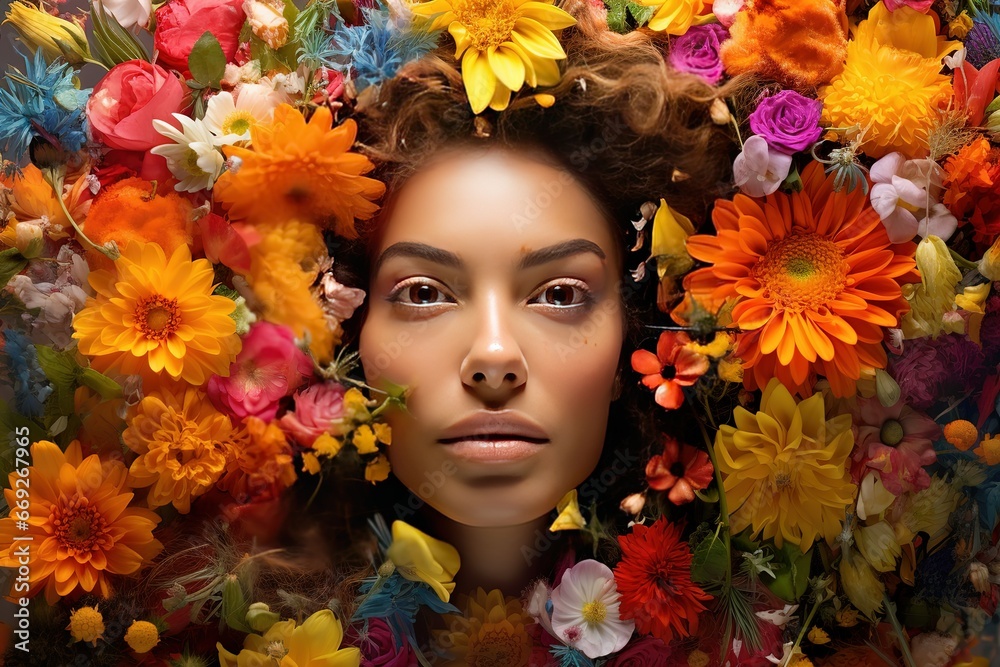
[
  {"left": 790, "top": 594, "right": 823, "bottom": 658},
  {"left": 83, "top": 57, "right": 109, "bottom": 71},
  {"left": 50, "top": 176, "right": 117, "bottom": 259},
  {"left": 697, "top": 416, "right": 731, "bottom": 588},
  {"left": 950, "top": 248, "right": 978, "bottom": 271},
  {"left": 883, "top": 592, "right": 917, "bottom": 667}
]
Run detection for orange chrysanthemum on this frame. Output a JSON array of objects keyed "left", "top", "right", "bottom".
[
  {"left": 214, "top": 104, "right": 386, "bottom": 237},
  {"left": 943, "top": 138, "right": 1000, "bottom": 245},
  {"left": 123, "top": 385, "right": 237, "bottom": 513},
  {"left": 435, "top": 588, "right": 533, "bottom": 666},
  {"left": 72, "top": 241, "right": 242, "bottom": 387},
  {"left": 0, "top": 440, "right": 162, "bottom": 605},
  {"left": 218, "top": 417, "right": 297, "bottom": 503},
  {"left": 0, "top": 163, "right": 91, "bottom": 242},
  {"left": 719, "top": 0, "right": 848, "bottom": 89},
  {"left": 684, "top": 161, "right": 918, "bottom": 397},
  {"left": 80, "top": 177, "right": 193, "bottom": 271}
]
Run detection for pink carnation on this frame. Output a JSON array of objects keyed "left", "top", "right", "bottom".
[
  {"left": 884, "top": 0, "right": 934, "bottom": 12},
  {"left": 278, "top": 382, "right": 347, "bottom": 446},
  {"left": 207, "top": 322, "right": 312, "bottom": 421},
  {"left": 851, "top": 397, "right": 940, "bottom": 495}
]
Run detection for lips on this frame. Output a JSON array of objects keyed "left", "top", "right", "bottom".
[{"left": 438, "top": 411, "right": 550, "bottom": 463}]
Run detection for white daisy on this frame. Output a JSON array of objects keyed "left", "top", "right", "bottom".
[
  {"left": 549, "top": 559, "right": 635, "bottom": 659},
  {"left": 202, "top": 90, "right": 275, "bottom": 146},
  {"left": 150, "top": 114, "right": 225, "bottom": 193}
]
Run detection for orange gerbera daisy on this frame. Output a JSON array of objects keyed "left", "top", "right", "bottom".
[
  {"left": 214, "top": 104, "right": 386, "bottom": 237},
  {"left": 72, "top": 241, "right": 242, "bottom": 387},
  {"left": 123, "top": 385, "right": 236, "bottom": 513},
  {"left": 0, "top": 440, "right": 162, "bottom": 604},
  {"left": 685, "top": 161, "right": 918, "bottom": 397}
]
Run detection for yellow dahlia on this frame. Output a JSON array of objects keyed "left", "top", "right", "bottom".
[
  {"left": 246, "top": 218, "right": 337, "bottom": 363},
  {"left": 123, "top": 385, "right": 236, "bottom": 513},
  {"left": 0, "top": 441, "right": 162, "bottom": 604},
  {"left": 684, "top": 161, "right": 918, "bottom": 398},
  {"left": 714, "top": 379, "right": 857, "bottom": 551},
  {"left": 436, "top": 588, "right": 533, "bottom": 666},
  {"left": 72, "top": 241, "right": 241, "bottom": 387},
  {"left": 818, "top": 1, "right": 960, "bottom": 159},
  {"left": 635, "top": 0, "right": 713, "bottom": 35},
  {"left": 410, "top": 0, "right": 576, "bottom": 114},
  {"left": 215, "top": 104, "right": 385, "bottom": 237}
]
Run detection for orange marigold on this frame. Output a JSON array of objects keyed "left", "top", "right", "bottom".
[
  {"left": 0, "top": 441, "right": 162, "bottom": 604},
  {"left": 942, "top": 138, "right": 1000, "bottom": 245},
  {"left": 214, "top": 104, "right": 386, "bottom": 237},
  {"left": 72, "top": 241, "right": 242, "bottom": 387},
  {"left": 719, "top": 0, "right": 848, "bottom": 89},
  {"left": 219, "top": 417, "right": 297, "bottom": 503},
  {"left": 80, "top": 177, "right": 193, "bottom": 271},
  {"left": 684, "top": 161, "right": 918, "bottom": 397},
  {"left": 123, "top": 385, "right": 236, "bottom": 513}
]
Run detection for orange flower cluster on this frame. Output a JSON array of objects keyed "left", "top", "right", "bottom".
[
  {"left": 719, "top": 0, "right": 848, "bottom": 89},
  {"left": 943, "top": 138, "right": 1000, "bottom": 246}
]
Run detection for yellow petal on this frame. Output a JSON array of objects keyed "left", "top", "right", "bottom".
[
  {"left": 387, "top": 520, "right": 461, "bottom": 602},
  {"left": 353, "top": 424, "right": 378, "bottom": 455},
  {"left": 510, "top": 17, "right": 567, "bottom": 60},
  {"left": 488, "top": 45, "right": 526, "bottom": 92},
  {"left": 549, "top": 489, "right": 587, "bottom": 531},
  {"left": 462, "top": 48, "right": 496, "bottom": 115},
  {"left": 517, "top": 1, "right": 577, "bottom": 29}
]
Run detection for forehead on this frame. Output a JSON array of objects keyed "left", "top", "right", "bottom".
[{"left": 375, "top": 148, "right": 621, "bottom": 265}]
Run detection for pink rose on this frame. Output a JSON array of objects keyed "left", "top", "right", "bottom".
[
  {"left": 207, "top": 322, "right": 313, "bottom": 421},
  {"left": 278, "top": 382, "right": 347, "bottom": 446},
  {"left": 87, "top": 60, "right": 186, "bottom": 152},
  {"left": 154, "top": 0, "right": 246, "bottom": 73},
  {"left": 344, "top": 618, "right": 416, "bottom": 667},
  {"left": 605, "top": 636, "right": 675, "bottom": 666},
  {"left": 884, "top": 0, "right": 934, "bottom": 12}
]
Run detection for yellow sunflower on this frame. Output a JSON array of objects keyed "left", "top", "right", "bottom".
[
  {"left": 410, "top": 0, "right": 577, "bottom": 114},
  {"left": 214, "top": 104, "right": 385, "bottom": 237},
  {"left": 122, "top": 384, "right": 236, "bottom": 513},
  {"left": 72, "top": 241, "right": 241, "bottom": 387},
  {"left": 819, "top": 1, "right": 960, "bottom": 158},
  {"left": 0, "top": 441, "right": 162, "bottom": 604},
  {"left": 714, "top": 378, "right": 857, "bottom": 551}
]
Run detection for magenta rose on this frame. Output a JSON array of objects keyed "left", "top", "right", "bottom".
[
  {"left": 154, "top": 0, "right": 246, "bottom": 73},
  {"left": 748, "top": 89, "right": 824, "bottom": 155},
  {"left": 278, "top": 382, "right": 347, "bottom": 446},
  {"left": 668, "top": 23, "right": 728, "bottom": 85},
  {"left": 605, "top": 636, "right": 675, "bottom": 666},
  {"left": 884, "top": 0, "right": 934, "bottom": 11},
  {"left": 87, "top": 60, "right": 186, "bottom": 152},
  {"left": 344, "top": 618, "right": 415, "bottom": 667},
  {"left": 207, "top": 322, "right": 313, "bottom": 422}
]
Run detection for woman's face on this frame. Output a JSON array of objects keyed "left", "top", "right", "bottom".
[{"left": 358, "top": 147, "right": 625, "bottom": 527}]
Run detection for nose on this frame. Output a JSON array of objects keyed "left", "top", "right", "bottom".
[{"left": 459, "top": 290, "right": 528, "bottom": 396}]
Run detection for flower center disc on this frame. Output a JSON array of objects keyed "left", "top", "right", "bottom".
[
  {"left": 453, "top": 0, "right": 517, "bottom": 50},
  {"left": 136, "top": 295, "right": 181, "bottom": 340},
  {"left": 582, "top": 600, "right": 607, "bottom": 624},
  {"left": 753, "top": 233, "right": 848, "bottom": 312}
]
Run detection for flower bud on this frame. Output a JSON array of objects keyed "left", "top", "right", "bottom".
[
  {"left": 221, "top": 574, "right": 251, "bottom": 632},
  {"left": 619, "top": 492, "right": 646, "bottom": 515},
  {"left": 969, "top": 561, "right": 991, "bottom": 594},
  {"left": 4, "top": 2, "right": 91, "bottom": 65},
  {"left": 874, "top": 369, "right": 900, "bottom": 408},
  {"left": 245, "top": 602, "right": 282, "bottom": 633},
  {"left": 244, "top": 0, "right": 289, "bottom": 49},
  {"left": 710, "top": 98, "right": 731, "bottom": 125},
  {"left": 979, "top": 234, "right": 1000, "bottom": 281}
]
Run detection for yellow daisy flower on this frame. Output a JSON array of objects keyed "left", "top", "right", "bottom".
[
  {"left": 218, "top": 609, "right": 360, "bottom": 667},
  {"left": 410, "top": 0, "right": 576, "bottom": 114},
  {"left": 72, "top": 242, "right": 242, "bottom": 387}
]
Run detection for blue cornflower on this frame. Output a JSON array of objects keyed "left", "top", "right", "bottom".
[
  {"left": 2, "top": 329, "right": 52, "bottom": 418},
  {"left": 306, "top": 4, "right": 441, "bottom": 93},
  {"left": 968, "top": 1, "right": 1000, "bottom": 68},
  {"left": 550, "top": 644, "right": 595, "bottom": 667},
  {"left": 0, "top": 49, "right": 90, "bottom": 160}
]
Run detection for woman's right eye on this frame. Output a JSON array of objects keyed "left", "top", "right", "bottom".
[{"left": 386, "top": 278, "right": 455, "bottom": 308}]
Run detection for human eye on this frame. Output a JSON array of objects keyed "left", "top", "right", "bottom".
[
  {"left": 527, "top": 279, "right": 596, "bottom": 312},
  {"left": 385, "top": 277, "right": 456, "bottom": 310}
]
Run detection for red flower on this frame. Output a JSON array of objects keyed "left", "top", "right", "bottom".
[
  {"left": 631, "top": 331, "right": 708, "bottom": 410},
  {"left": 613, "top": 518, "right": 712, "bottom": 644},
  {"left": 646, "top": 436, "right": 714, "bottom": 504}
]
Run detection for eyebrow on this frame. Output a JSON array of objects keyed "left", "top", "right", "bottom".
[{"left": 371, "top": 238, "right": 607, "bottom": 276}]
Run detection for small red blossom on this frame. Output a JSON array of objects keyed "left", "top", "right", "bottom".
[
  {"left": 645, "top": 436, "right": 714, "bottom": 505},
  {"left": 631, "top": 331, "right": 709, "bottom": 410}
]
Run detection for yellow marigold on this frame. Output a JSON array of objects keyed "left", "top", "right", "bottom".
[
  {"left": 124, "top": 620, "right": 160, "bottom": 654},
  {"left": 435, "top": 588, "right": 533, "bottom": 666},
  {"left": 218, "top": 417, "right": 297, "bottom": 503},
  {"left": 123, "top": 385, "right": 235, "bottom": 513},
  {"left": 246, "top": 219, "right": 337, "bottom": 362},
  {"left": 0, "top": 441, "right": 162, "bottom": 604},
  {"left": 410, "top": 0, "right": 576, "bottom": 114},
  {"left": 217, "top": 608, "right": 360, "bottom": 667},
  {"left": 714, "top": 378, "right": 857, "bottom": 550},
  {"left": 72, "top": 241, "right": 242, "bottom": 387},
  {"left": 0, "top": 163, "right": 90, "bottom": 242},
  {"left": 67, "top": 606, "right": 105, "bottom": 645},
  {"left": 818, "top": 2, "right": 960, "bottom": 159},
  {"left": 944, "top": 419, "right": 979, "bottom": 451},
  {"left": 215, "top": 104, "right": 385, "bottom": 237}
]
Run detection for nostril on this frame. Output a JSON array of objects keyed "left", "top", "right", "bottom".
[
  {"left": 473, "top": 372, "right": 486, "bottom": 382},
  {"left": 504, "top": 372, "right": 517, "bottom": 382}
]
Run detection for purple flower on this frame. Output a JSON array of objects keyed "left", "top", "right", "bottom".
[
  {"left": 344, "top": 618, "right": 417, "bottom": 667},
  {"left": 748, "top": 90, "right": 823, "bottom": 155},
  {"left": 668, "top": 24, "right": 728, "bottom": 85}
]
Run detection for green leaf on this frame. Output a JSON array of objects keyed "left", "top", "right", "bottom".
[
  {"left": 761, "top": 544, "right": 813, "bottom": 602},
  {"left": 604, "top": 0, "right": 629, "bottom": 34},
  {"left": 691, "top": 529, "right": 730, "bottom": 584},
  {"left": 626, "top": 1, "right": 655, "bottom": 27},
  {"left": 90, "top": 0, "right": 150, "bottom": 67},
  {"left": 188, "top": 32, "right": 227, "bottom": 88},
  {"left": 0, "top": 248, "right": 28, "bottom": 291},
  {"left": 34, "top": 346, "right": 77, "bottom": 416},
  {"left": 78, "top": 368, "right": 123, "bottom": 400}
]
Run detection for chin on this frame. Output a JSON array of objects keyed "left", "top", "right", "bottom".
[{"left": 427, "top": 484, "right": 555, "bottom": 528}]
